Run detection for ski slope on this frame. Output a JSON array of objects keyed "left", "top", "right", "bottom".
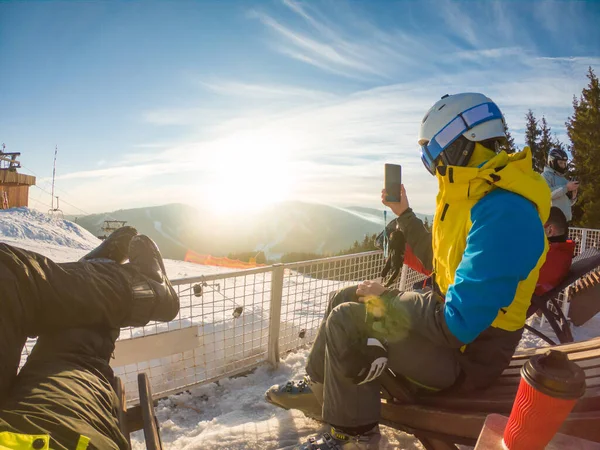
[{"left": 2, "top": 207, "right": 598, "bottom": 449}]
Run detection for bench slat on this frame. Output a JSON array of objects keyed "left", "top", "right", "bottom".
[
  {"left": 511, "top": 337, "right": 600, "bottom": 362},
  {"left": 381, "top": 403, "right": 600, "bottom": 443},
  {"left": 502, "top": 362, "right": 600, "bottom": 378}
]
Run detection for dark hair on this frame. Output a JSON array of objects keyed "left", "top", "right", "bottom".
[{"left": 546, "top": 206, "right": 568, "bottom": 235}]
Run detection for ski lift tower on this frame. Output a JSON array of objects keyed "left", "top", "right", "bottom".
[
  {"left": 98, "top": 220, "right": 128, "bottom": 240},
  {"left": 0, "top": 144, "right": 36, "bottom": 209}
]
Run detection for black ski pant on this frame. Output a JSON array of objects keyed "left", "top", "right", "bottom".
[{"left": 0, "top": 243, "right": 141, "bottom": 449}]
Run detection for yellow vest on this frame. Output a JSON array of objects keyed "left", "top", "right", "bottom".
[{"left": 432, "top": 144, "right": 551, "bottom": 332}]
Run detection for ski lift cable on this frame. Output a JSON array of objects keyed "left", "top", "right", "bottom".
[
  {"left": 30, "top": 179, "right": 120, "bottom": 223},
  {"left": 31, "top": 184, "right": 91, "bottom": 216},
  {"left": 19, "top": 162, "right": 92, "bottom": 216},
  {"left": 21, "top": 163, "right": 122, "bottom": 221}
]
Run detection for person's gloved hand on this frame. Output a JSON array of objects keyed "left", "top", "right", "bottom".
[
  {"left": 380, "top": 230, "right": 406, "bottom": 287},
  {"left": 356, "top": 280, "right": 387, "bottom": 298}
]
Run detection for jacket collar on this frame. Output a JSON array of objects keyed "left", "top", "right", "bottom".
[{"left": 435, "top": 145, "right": 552, "bottom": 223}]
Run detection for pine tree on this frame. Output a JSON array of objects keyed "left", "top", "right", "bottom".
[
  {"left": 500, "top": 120, "right": 517, "bottom": 154},
  {"left": 566, "top": 67, "right": 600, "bottom": 227},
  {"left": 537, "top": 116, "right": 554, "bottom": 170},
  {"left": 525, "top": 110, "right": 543, "bottom": 172}
]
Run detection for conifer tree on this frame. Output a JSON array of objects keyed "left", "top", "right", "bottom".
[
  {"left": 566, "top": 67, "right": 600, "bottom": 227},
  {"left": 537, "top": 116, "right": 554, "bottom": 170},
  {"left": 500, "top": 120, "right": 517, "bottom": 154},
  {"left": 525, "top": 110, "right": 543, "bottom": 172}
]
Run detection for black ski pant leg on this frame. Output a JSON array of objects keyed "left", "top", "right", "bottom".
[
  {"left": 0, "top": 243, "right": 135, "bottom": 333},
  {"left": 0, "top": 328, "right": 128, "bottom": 450},
  {"left": 306, "top": 285, "right": 360, "bottom": 383},
  {"left": 0, "top": 276, "right": 27, "bottom": 400},
  {"left": 0, "top": 243, "right": 138, "bottom": 399}
]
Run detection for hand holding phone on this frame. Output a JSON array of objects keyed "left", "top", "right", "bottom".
[{"left": 384, "top": 164, "right": 402, "bottom": 203}]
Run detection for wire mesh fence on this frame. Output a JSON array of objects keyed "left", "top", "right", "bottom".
[{"left": 18, "top": 227, "right": 600, "bottom": 404}]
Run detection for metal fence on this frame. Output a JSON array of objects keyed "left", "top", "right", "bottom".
[
  {"left": 19, "top": 227, "right": 599, "bottom": 404},
  {"left": 112, "top": 251, "right": 390, "bottom": 403}
]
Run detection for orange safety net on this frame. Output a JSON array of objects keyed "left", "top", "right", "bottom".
[{"left": 184, "top": 250, "right": 266, "bottom": 269}]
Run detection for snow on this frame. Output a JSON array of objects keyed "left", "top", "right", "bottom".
[
  {"left": 2, "top": 207, "right": 599, "bottom": 449},
  {"left": 135, "top": 349, "right": 425, "bottom": 450},
  {"left": 0, "top": 207, "right": 234, "bottom": 279}
]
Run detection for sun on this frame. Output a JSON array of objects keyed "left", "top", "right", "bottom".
[{"left": 199, "top": 129, "right": 296, "bottom": 214}]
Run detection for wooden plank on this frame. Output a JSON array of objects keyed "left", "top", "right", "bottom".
[
  {"left": 113, "top": 376, "right": 132, "bottom": 448},
  {"left": 511, "top": 337, "right": 600, "bottom": 361},
  {"left": 0, "top": 171, "right": 35, "bottom": 186},
  {"left": 411, "top": 388, "right": 600, "bottom": 414},
  {"left": 111, "top": 326, "right": 202, "bottom": 367},
  {"left": 125, "top": 405, "right": 143, "bottom": 433},
  {"left": 502, "top": 360, "right": 600, "bottom": 377},
  {"left": 510, "top": 347, "right": 600, "bottom": 367},
  {"left": 383, "top": 403, "right": 600, "bottom": 443},
  {"left": 381, "top": 402, "right": 487, "bottom": 440}
]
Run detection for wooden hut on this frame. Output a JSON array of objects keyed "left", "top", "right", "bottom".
[{"left": 0, "top": 150, "right": 36, "bottom": 209}]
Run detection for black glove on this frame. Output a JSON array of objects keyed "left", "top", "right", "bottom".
[
  {"left": 340, "top": 337, "right": 388, "bottom": 385},
  {"left": 381, "top": 230, "right": 406, "bottom": 287}
]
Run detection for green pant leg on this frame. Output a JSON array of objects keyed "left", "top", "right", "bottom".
[
  {"left": 306, "top": 285, "right": 361, "bottom": 383},
  {"left": 320, "top": 290, "right": 461, "bottom": 428},
  {"left": 0, "top": 328, "right": 128, "bottom": 450}
]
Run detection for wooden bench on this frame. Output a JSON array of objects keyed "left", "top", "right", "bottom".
[
  {"left": 525, "top": 248, "right": 600, "bottom": 345},
  {"left": 380, "top": 337, "right": 600, "bottom": 450},
  {"left": 113, "top": 373, "right": 163, "bottom": 450}
]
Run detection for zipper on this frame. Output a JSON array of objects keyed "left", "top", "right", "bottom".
[{"left": 440, "top": 203, "right": 449, "bottom": 221}]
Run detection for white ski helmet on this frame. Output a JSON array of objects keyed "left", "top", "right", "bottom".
[{"left": 418, "top": 93, "right": 506, "bottom": 175}]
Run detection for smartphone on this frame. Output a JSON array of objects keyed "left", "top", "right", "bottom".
[{"left": 384, "top": 163, "right": 402, "bottom": 202}]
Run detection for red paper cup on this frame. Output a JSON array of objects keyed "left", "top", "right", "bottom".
[{"left": 503, "top": 350, "right": 585, "bottom": 450}]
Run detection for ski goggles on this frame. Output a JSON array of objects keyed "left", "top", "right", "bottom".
[{"left": 420, "top": 102, "right": 504, "bottom": 175}]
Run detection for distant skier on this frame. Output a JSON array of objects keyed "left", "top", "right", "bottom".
[
  {"left": 542, "top": 148, "right": 579, "bottom": 222},
  {"left": 0, "top": 227, "right": 179, "bottom": 449},
  {"left": 266, "top": 93, "right": 551, "bottom": 449}
]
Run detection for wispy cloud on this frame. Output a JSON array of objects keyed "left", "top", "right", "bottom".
[
  {"left": 47, "top": 1, "right": 600, "bottom": 215},
  {"left": 250, "top": 10, "right": 384, "bottom": 77},
  {"left": 199, "top": 80, "right": 338, "bottom": 101},
  {"left": 435, "top": 0, "right": 479, "bottom": 48}
]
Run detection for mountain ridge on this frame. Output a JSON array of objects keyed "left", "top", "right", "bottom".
[{"left": 69, "top": 201, "right": 434, "bottom": 260}]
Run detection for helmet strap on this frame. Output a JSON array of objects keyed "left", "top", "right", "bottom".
[{"left": 440, "top": 137, "right": 476, "bottom": 169}]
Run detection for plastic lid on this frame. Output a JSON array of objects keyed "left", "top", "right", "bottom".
[{"left": 522, "top": 350, "right": 586, "bottom": 400}]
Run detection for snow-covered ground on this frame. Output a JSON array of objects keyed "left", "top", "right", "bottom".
[
  {"left": 2, "top": 207, "right": 598, "bottom": 449},
  {"left": 0, "top": 207, "right": 233, "bottom": 279}
]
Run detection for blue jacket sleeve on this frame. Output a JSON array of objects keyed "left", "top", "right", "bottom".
[{"left": 443, "top": 189, "right": 545, "bottom": 344}]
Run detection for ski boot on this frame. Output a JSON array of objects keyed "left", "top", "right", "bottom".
[
  {"left": 127, "top": 235, "right": 180, "bottom": 325},
  {"left": 265, "top": 375, "right": 324, "bottom": 420},
  {"left": 296, "top": 425, "right": 381, "bottom": 449},
  {"left": 80, "top": 226, "right": 138, "bottom": 264}
]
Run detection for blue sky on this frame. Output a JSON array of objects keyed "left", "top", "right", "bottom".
[{"left": 1, "top": 0, "right": 599, "bottom": 216}]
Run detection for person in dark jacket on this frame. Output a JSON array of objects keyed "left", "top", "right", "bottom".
[
  {"left": 0, "top": 227, "right": 179, "bottom": 450},
  {"left": 266, "top": 93, "right": 551, "bottom": 450}
]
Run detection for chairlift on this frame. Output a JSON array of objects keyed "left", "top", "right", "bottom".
[
  {"left": 99, "top": 220, "right": 128, "bottom": 240},
  {"left": 48, "top": 196, "right": 64, "bottom": 220}
]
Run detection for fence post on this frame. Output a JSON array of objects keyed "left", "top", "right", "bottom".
[
  {"left": 398, "top": 264, "right": 409, "bottom": 291},
  {"left": 580, "top": 229, "right": 588, "bottom": 254},
  {"left": 268, "top": 264, "right": 285, "bottom": 368}
]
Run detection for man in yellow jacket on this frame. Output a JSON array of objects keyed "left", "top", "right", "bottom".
[
  {"left": 0, "top": 228, "right": 179, "bottom": 449},
  {"left": 267, "top": 93, "right": 551, "bottom": 450}
]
